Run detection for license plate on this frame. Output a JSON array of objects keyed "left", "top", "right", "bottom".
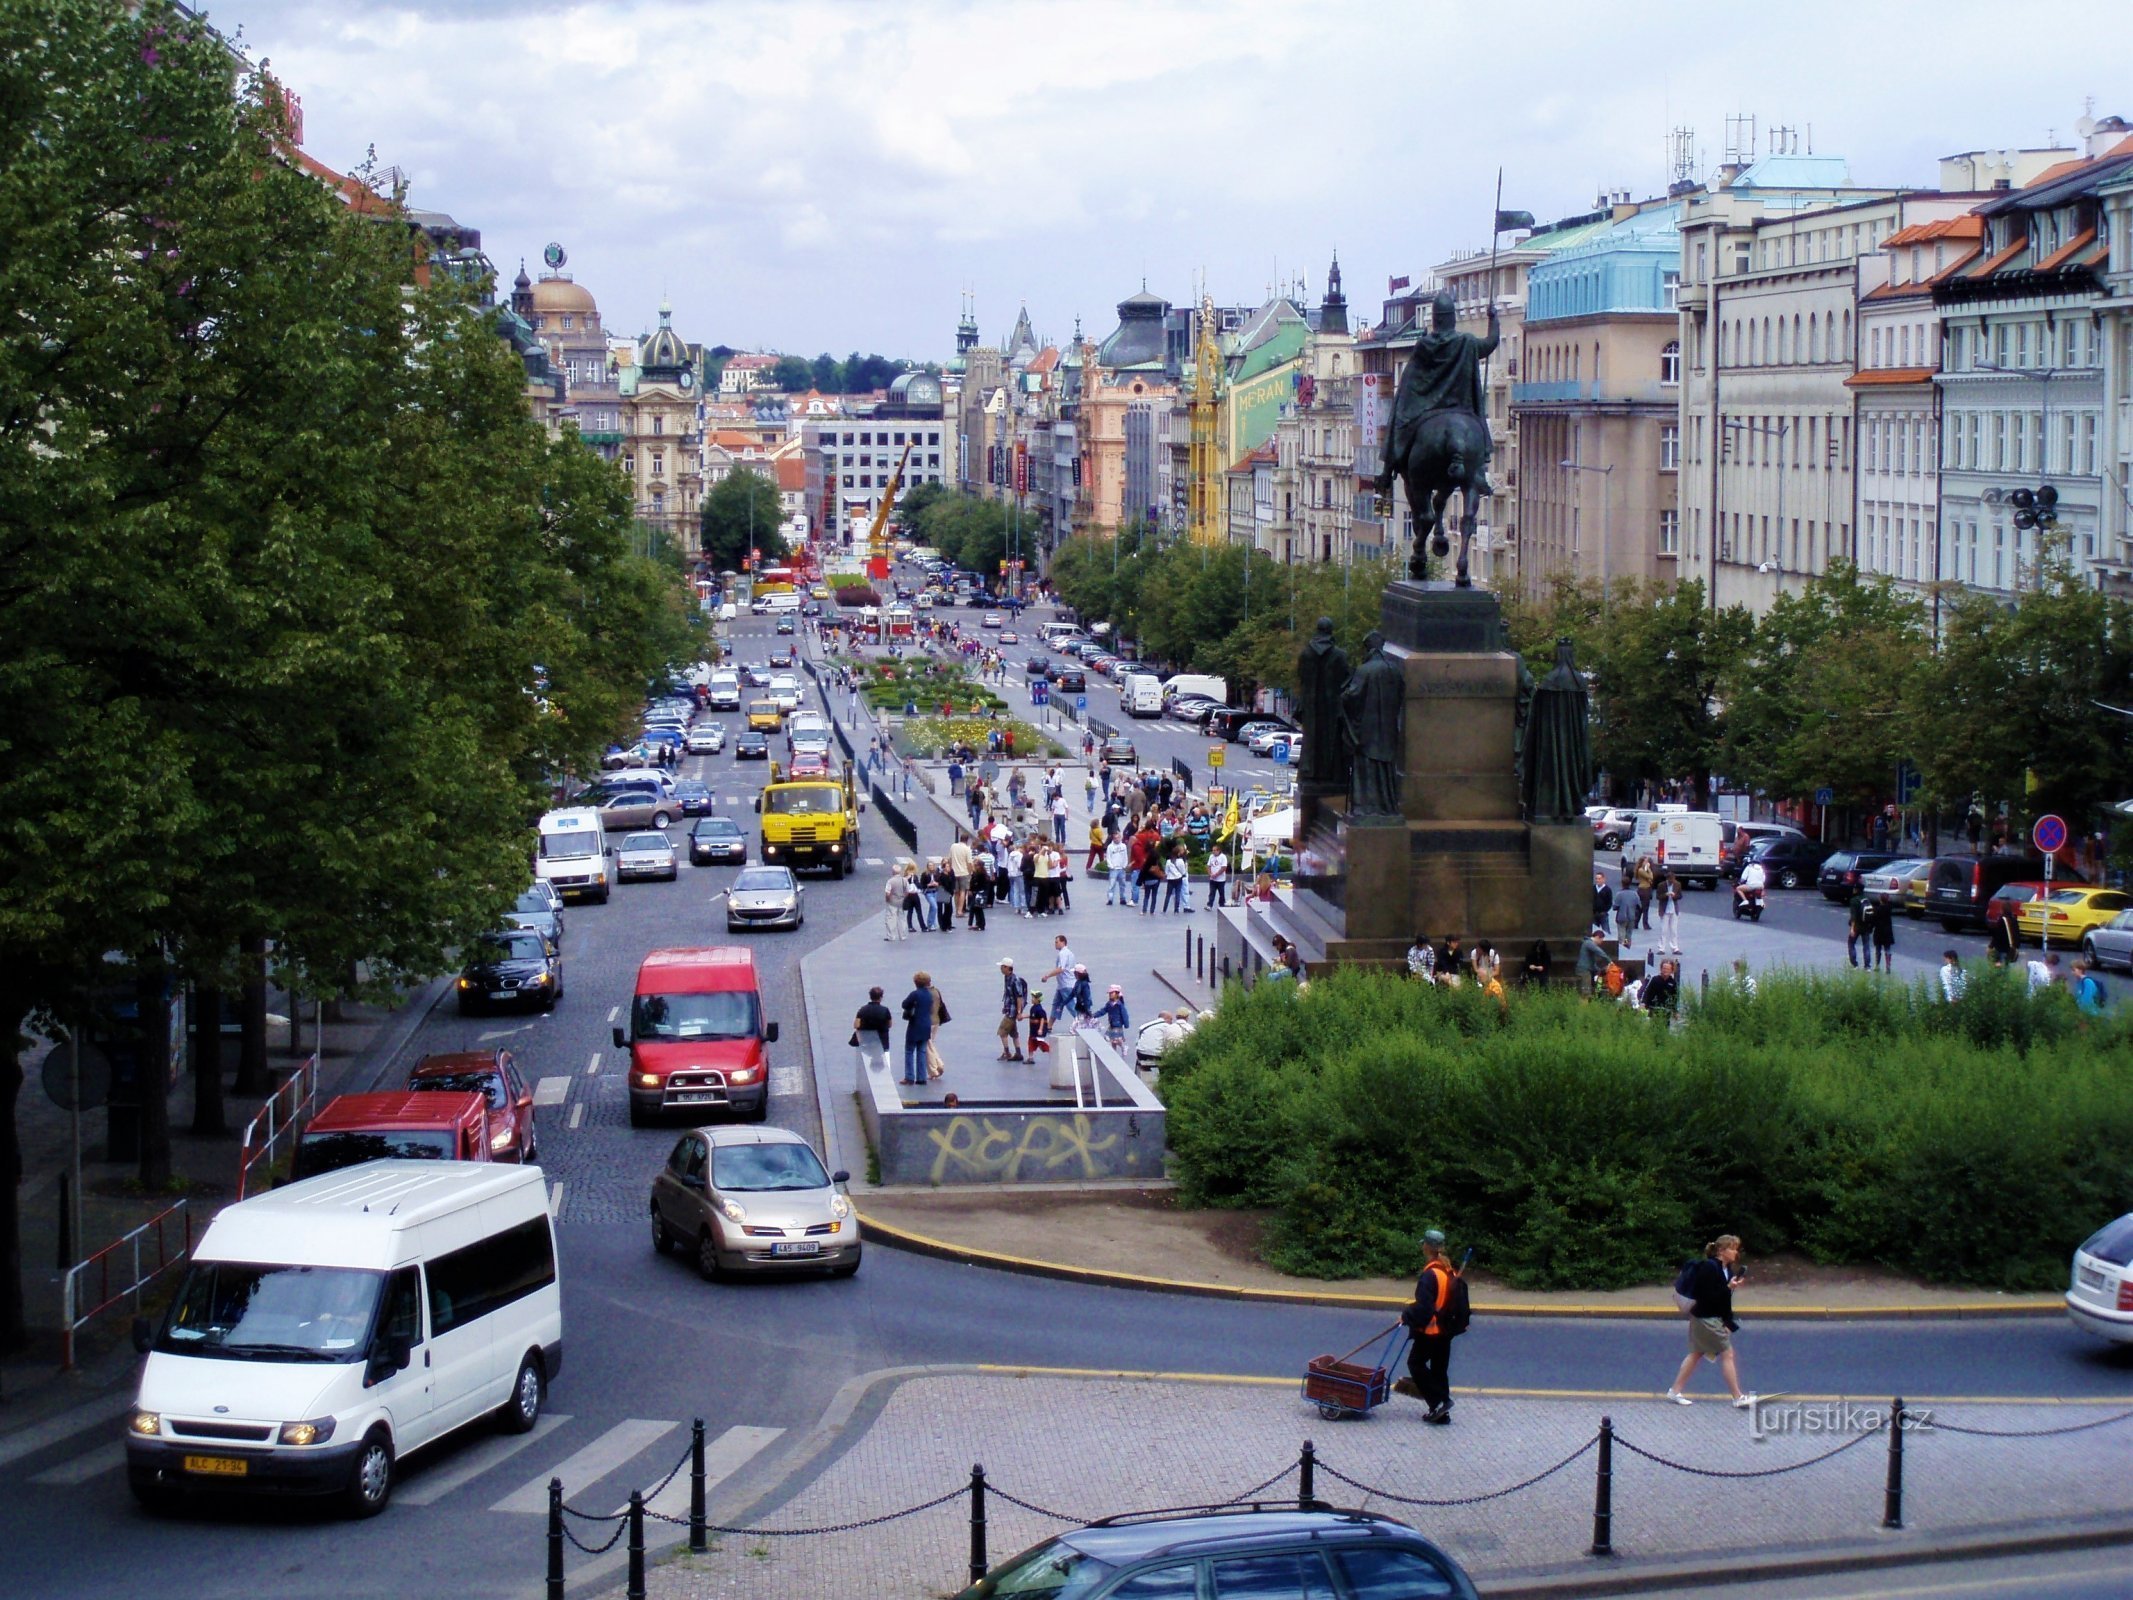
[
  {"left": 672, "top": 1091, "right": 715, "bottom": 1104},
  {"left": 2080, "top": 1265, "right": 2108, "bottom": 1291},
  {"left": 489, "top": 990, "right": 517, "bottom": 1001},
  {"left": 770, "top": 1241, "right": 821, "bottom": 1257},
  {"left": 183, "top": 1454, "right": 249, "bottom": 1477}
]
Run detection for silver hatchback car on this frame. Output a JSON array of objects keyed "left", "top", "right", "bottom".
[
  {"left": 650, "top": 1126, "right": 859, "bottom": 1279},
  {"left": 724, "top": 865, "right": 803, "bottom": 931}
]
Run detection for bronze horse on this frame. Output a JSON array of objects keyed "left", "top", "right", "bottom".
[{"left": 1381, "top": 409, "right": 1492, "bottom": 587}]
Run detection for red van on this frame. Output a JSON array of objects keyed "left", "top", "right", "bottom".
[
  {"left": 292, "top": 1091, "right": 495, "bottom": 1179},
  {"left": 613, "top": 948, "right": 779, "bottom": 1126}
]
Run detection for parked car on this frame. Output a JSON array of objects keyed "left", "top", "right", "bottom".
[
  {"left": 673, "top": 779, "right": 715, "bottom": 817},
  {"left": 1101, "top": 735, "right": 1137, "bottom": 764},
  {"left": 616, "top": 831, "right": 679, "bottom": 883},
  {"left": 1816, "top": 850, "right": 1905, "bottom": 902},
  {"left": 1722, "top": 819, "right": 1807, "bottom": 872},
  {"left": 1590, "top": 807, "right": 1644, "bottom": 852},
  {"left": 1203, "top": 707, "right": 1262, "bottom": 741},
  {"left": 1860, "top": 857, "right": 1929, "bottom": 900},
  {"left": 1053, "top": 669, "right": 1086, "bottom": 692},
  {"left": 688, "top": 815, "right": 748, "bottom": 866},
  {"left": 2083, "top": 908, "right": 2133, "bottom": 972},
  {"left": 954, "top": 1508, "right": 1481, "bottom": 1600},
  {"left": 1927, "top": 853, "right": 2089, "bottom": 932},
  {"left": 735, "top": 729, "right": 771, "bottom": 760},
  {"left": 724, "top": 864, "right": 804, "bottom": 931},
  {"left": 407, "top": 1049, "right": 537, "bottom": 1163},
  {"left": 1899, "top": 857, "right": 1938, "bottom": 917},
  {"left": 504, "top": 885, "right": 564, "bottom": 948},
  {"left": 2016, "top": 886, "right": 2133, "bottom": 945},
  {"left": 2067, "top": 1213, "right": 2133, "bottom": 1345},
  {"left": 649, "top": 1126, "right": 858, "bottom": 1279},
  {"left": 1743, "top": 834, "right": 1835, "bottom": 891},
  {"left": 1247, "top": 724, "right": 1300, "bottom": 755},
  {"left": 456, "top": 929, "right": 563, "bottom": 1013},
  {"left": 1236, "top": 718, "right": 1300, "bottom": 750},
  {"left": 685, "top": 723, "right": 727, "bottom": 754},
  {"left": 595, "top": 787, "right": 675, "bottom": 831},
  {"left": 1985, "top": 881, "right": 2052, "bottom": 928}
]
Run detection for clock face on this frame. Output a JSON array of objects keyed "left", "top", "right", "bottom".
[
  {"left": 679, "top": 369, "right": 693, "bottom": 390},
  {"left": 543, "top": 242, "right": 566, "bottom": 270}
]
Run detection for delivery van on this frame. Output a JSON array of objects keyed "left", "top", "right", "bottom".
[
  {"left": 706, "top": 670, "right": 741, "bottom": 710},
  {"left": 1161, "top": 674, "right": 1227, "bottom": 707},
  {"left": 1122, "top": 672, "right": 1164, "bottom": 718},
  {"left": 1623, "top": 810, "right": 1724, "bottom": 888},
  {"left": 292, "top": 1091, "right": 495, "bottom": 1179},
  {"left": 126, "top": 1162, "right": 560, "bottom": 1516},
  {"left": 615, "top": 947, "right": 780, "bottom": 1125},
  {"left": 535, "top": 806, "right": 611, "bottom": 903}
]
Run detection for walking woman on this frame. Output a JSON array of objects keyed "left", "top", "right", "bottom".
[
  {"left": 1666, "top": 1235, "right": 1754, "bottom": 1408},
  {"left": 1655, "top": 868, "right": 1684, "bottom": 957}
]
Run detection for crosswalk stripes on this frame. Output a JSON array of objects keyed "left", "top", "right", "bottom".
[
  {"left": 28, "top": 1441, "right": 120, "bottom": 1486},
  {"left": 492, "top": 1418, "right": 678, "bottom": 1514},
  {"left": 532, "top": 1075, "right": 571, "bottom": 1106},
  {"left": 396, "top": 1413, "right": 571, "bottom": 1507},
  {"left": 624, "top": 1425, "right": 783, "bottom": 1521}
]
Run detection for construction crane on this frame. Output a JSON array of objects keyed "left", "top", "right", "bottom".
[
  {"left": 863, "top": 442, "right": 913, "bottom": 580},
  {"left": 1187, "top": 293, "right": 1223, "bottom": 545}
]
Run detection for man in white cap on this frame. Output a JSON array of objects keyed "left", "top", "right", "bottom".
[{"left": 995, "top": 958, "right": 1028, "bottom": 1061}]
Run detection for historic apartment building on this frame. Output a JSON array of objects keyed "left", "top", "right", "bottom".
[{"left": 618, "top": 301, "right": 705, "bottom": 551}]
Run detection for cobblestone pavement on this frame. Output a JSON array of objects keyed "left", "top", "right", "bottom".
[{"left": 640, "top": 1371, "right": 2133, "bottom": 1600}]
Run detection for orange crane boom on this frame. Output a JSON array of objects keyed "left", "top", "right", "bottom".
[{"left": 864, "top": 442, "right": 913, "bottom": 580}]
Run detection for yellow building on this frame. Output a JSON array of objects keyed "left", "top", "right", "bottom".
[{"left": 620, "top": 300, "right": 705, "bottom": 553}]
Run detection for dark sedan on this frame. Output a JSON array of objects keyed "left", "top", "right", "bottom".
[
  {"left": 689, "top": 815, "right": 748, "bottom": 866},
  {"left": 1817, "top": 849, "right": 1904, "bottom": 902},
  {"left": 1025, "top": 656, "right": 1051, "bottom": 677},
  {"left": 1053, "top": 668, "right": 1085, "bottom": 692},
  {"left": 456, "top": 930, "right": 562, "bottom": 1014},
  {"left": 1745, "top": 833, "right": 1836, "bottom": 890},
  {"left": 735, "top": 729, "right": 771, "bottom": 760},
  {"left": 674, "top": 778, "right": 715, "bottom": 816}
]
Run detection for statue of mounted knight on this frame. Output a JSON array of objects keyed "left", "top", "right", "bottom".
[{"left": 1375, "top": 289, "right": 1499, "bottom": 587}]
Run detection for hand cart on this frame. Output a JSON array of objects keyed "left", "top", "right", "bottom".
[{"left": 1301, "top": 1322, "right": 1410, "bottom": 1420}]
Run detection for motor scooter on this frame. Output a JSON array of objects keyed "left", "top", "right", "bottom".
[{"left": 1731, "top": 883, "right": 1765, "bottom": 922}]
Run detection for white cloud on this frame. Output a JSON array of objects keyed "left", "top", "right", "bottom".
[{"left": 219, "top": 0, "right": 2133, "bottom": 357}]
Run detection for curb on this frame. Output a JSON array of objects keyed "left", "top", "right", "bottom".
[{"left": 854, "top": 1211, "right": 2063, "bottom": 1322}]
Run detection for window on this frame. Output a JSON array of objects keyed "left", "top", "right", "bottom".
[
  {"left": 1659, "top": 508, "right": 1680, "bottom": 555},
  {"left": 651, "top": 453, "right": 664, "bottom": 476},
  {"left": 1663, "top": 271, "right": 1679, "bottom": 309},
  {"left": 623, "top": 455, "right": 635, "bottom": 475},
  {"left": 1337, "top": 1547, "right": 1460, "bottom": 1599},
  {"left": 1210, "top": 1552, "right": 1339, "bottom": 1599},
  {"left": 2083, "top": 412, "right": 2099, "bottom": 475},
  {"left": 1660, "top": 341, "right": 1681, "bottom": 385},
  {"left": 1109, "top": 1566, "right": 1200, "bottom": 1599},
  {"left": 1660, "top": 424, "right": 1680, "bottom": 471},
  {"left": 426, "top": 1216, "right": 555, "bottom": 1337}
]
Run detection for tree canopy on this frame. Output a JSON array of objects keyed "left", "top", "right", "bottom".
[{"left": 698, "top": 470, "right": 789, "bottom": 570}]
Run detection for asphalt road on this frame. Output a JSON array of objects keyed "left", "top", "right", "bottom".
[{"left": 1, "top": 599, "right": 2124, "bottom": 1600}]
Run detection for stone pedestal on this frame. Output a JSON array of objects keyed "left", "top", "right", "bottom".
[{"left": 1292, "top": 583, "right": 1593, "bottom": 970}]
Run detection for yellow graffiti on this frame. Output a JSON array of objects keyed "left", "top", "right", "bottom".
[{"left": 924, "top": 1112, "right": 1123, "bottom": 1184}]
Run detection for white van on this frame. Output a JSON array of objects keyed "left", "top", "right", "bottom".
[
  {"left": 1161, "top": 674, "right": 1227, "bottom": 707},
  {"left": 706, "top": 670, "right": 741, "bottom": 711},
  {"left": 535, "top": 805, "right": 611, "bottom": 903},
  {"left": 1122, "top": 672, "right": 1164, "bottom": 718},
  {"left": 126, "top": 1163, "right": 560, "bottom": 1516},
  {"left": 757, "top": 591, "right": 801, "bottom": 614},
  {"left": 1623, "top": 810, "right": 1723, "bottom": 888}
]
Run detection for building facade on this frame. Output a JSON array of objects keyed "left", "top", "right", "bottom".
[
  {"left": 800, "top": 375, "right": 947, "bottom": 547},
  {"left": 512, "top": 260, "right": 623, "bottom": 458},
  {"left": 619, "top": 300, "right": 704, "bottom": 551}
]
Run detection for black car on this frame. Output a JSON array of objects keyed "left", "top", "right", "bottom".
[
  {"left": 775, "top": 616, "right": 795, "bottom": 635},
  {"left": 1924, "top": 852, "right": 2087, "bottom": 931},
  {"left": 956, "top": 1507, "right": 1479, "bottom": 1600},
  {"left": 769, "top": 648, "right": 794, "bottom": 668},
  {"left": 688, "top": 815, "right": 748, "bottom": 865},
  {"left": 1053, "top": 668, "right": 1085, "bottom": 691},
  {"left": 1817, "top": 849, "right": 1905, "bottom": 902},
  {"left": 1025, "top": 656, "right": 1051, "bottom": 677},
  {"left": 1744, "top": 833, "right": 1836, "bottom": 890},
  {"left": 456, "top": 930, "right": 562, "bottom": 1014},
  {"left": 735, "top": 729, "right": 770, "bottom": 760},
  {"left": 1207, "top": 706, "right": 1270, "bottom": 741}
]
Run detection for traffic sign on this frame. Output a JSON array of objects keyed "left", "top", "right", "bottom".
[
  {"left": 2033, "top": 813, "right": 2068, "bottom": 854},
  {"left": 1208, "top": 745, "right": 1225, "bottom": 769},
  {"left": 1075, "top": 695, "right": 1087, "bottom": 711},
  {"left": 1032, "top": 682, "right": 1048, "bottom": 705},
  {"left": 1271, "top": 742, "right": 1290, "bottom": 766},
  {"left": 1813, "top": 786, "right": 1833, "bottom": 806}
]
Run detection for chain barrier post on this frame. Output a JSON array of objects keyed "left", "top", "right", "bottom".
[
  {"left": 690, "top": 1419, "right": 708, "bottom": 1552},
  {"left": 546, "top": 1478, "right": 565, "bottom": 1600},
  {"left": 1298, "top": 1440, "right": 1316, "bottom": 1509},
  {"left": 627, "top": 1490, "right": 646, "bottom": 1600},
  {"left": 1589, "top": 1417, "right": 1615, "bottom": 1557},
  {"left": 968, "top": 1463, "right": 989, "bottom": 1585},
  {"left": 1882, "top": 1397, "right": 1905, "bottom": 1530}
]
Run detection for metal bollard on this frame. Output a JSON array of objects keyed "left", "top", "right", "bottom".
[
  {"left": 968, "top": 1463, "right": 989, "bottom": 1584},
  {"left": 1185, "top": 927, "right": 1192, "bottom": 966},
  {"left": 1298, "top": 1439, "right": 1317, "bottom": 1510},
  {"left": 1589, "top": 1417, "right": 1615, "bottom": 1557},
  {"left": 546, "top": 1478, "right": 565, "bottom": 1600},
  {"left": 690, "top": 1418, "right": 707, "bottom": 1552},
  {"left": 627, "top": 1490, "right": 646, "bottom": 1600},
  {"left": 1699, "top": 968, "right": 1709, "bottom": 998},
  {"left": 1883, "top": 1397, "right": 1905, "bottom": 1529}
]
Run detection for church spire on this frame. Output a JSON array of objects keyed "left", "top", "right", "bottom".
[{"left": 1318, "top": 249, "right": 1349, "bottom": 336}]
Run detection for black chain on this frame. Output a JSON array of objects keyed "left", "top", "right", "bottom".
[
  {"left": 1219, "top": 1463, "right": 1298, "bottom": 1506},
  {"left": 1315, "top": 1436, "right": 1596, "bottom": 1509},
  {"left": 1927, "top": 1407, "right": 2133, "bottom": 1440},
  {"left": 560, "top": 1516, "right": 629, "bottom": 1556},
  {"left": 1612, "top": 1424, "right": 1878, "bottom": 1479},
  {"left": 638, "top": 1437, "right": 694, "bottom": 1505},
  {"left": 637, "top": 1483, "right": 970, "bottom": 1538},
  {"left": 983, "top": 1484, "right": 1091, "bottom": 1523}
]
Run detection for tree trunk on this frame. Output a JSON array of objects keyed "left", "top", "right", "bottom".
[
  {"left": 0, "top": 995, "right": 27, "bottom": 1350},
  {"left": 135, "top": 973, "right": 172, "bottom": 1192},
  {"left": 234, "top": 934, "right": 270, "bottom": 1095},
  {"left": 190, "top": 985, "right": 226, "bottom": 1137}
]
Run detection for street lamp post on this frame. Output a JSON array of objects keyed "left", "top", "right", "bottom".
[{"left": 1559, "top": 455, "right": 1615, "bottom": 603}]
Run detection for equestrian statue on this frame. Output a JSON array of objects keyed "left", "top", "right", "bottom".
[{"left": 1374, "top": 290, "right": 1498, "bottom": 587}]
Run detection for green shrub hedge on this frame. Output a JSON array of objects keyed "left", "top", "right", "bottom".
[{"left": 1157, "top": 966, "right": 2132, "bottom": 1292}]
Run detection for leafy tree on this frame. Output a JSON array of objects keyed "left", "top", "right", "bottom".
[
  {"left": 1584, "top": 581, "right": 1752, "bottom": 807},
  {"left": 768, "top": 354, "right": 812, "bottom": 393},
  {"left": 698, "top": 470, "right": 788, "bottom": 570},
  {"left": 809, "top": 352, "right": 843, "bottom": 394},
  {"left": 898, "top": 481, "right": 948, "bottom": 527}
]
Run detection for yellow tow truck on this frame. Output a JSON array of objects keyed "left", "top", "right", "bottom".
[{"left": 754, "top": 761, "right": 863, "bottom": 876}]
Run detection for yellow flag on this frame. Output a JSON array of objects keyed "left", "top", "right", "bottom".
[{"left": 1219, "top": 791, "right": 1240, "bottom": 840}]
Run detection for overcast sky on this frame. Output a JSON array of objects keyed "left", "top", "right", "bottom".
[{"left": 214, "top": 0, "right": 2133, "bottom": 362}]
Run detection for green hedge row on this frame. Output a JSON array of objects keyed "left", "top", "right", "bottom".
[{"left": 1157, "top": 967, "right": 2132, "bottom": 1291}]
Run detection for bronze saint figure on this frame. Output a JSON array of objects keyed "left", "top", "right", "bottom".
[
  {"left": 1340, "top": 630, "right": 1404, "bottom": 817},
  {"left": 1294, "top": 616, "right": 1350, "bottom": 789},
  {"left": 1522, "top": 637, "right": 1595, "bottom": 822},
  {"left": 1375, "top": 291, "right": 1499, "bottom": 587}
]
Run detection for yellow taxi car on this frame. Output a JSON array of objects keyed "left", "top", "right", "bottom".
[
  {"left": 1900, "top": 859, "right": 1936, "bottom": 918},
  {"left": 745, "top": 698, "right": 782, "bottom": 733},
  {"left": 2017, "top": 886, "right": 2133, "bottom": 945}
]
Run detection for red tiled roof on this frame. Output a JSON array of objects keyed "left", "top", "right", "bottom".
[
  {"left": 1963, "top": 238, "right": 2028, "bottom": 278},
  {"left": 2035, "top": 227, "right": 2098, "bottom": 272},
  {"left": 1844, "top": 367, "right": 1935, "bottom": 388},
  {"left": 1884, "top": 216, "right": 1985, "bottom": 248},
  {"left": 2024, "top": 156, "right": 2089, "bottom": 188},
  {"left": 776, "top": 456, "right": 805, "bottom": 491}
]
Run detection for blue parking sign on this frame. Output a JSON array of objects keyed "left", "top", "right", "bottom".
[
  {"left": 1271, "top": 742, "right": 1290, "bottom": 765},
  {"left": 1075, "top": 695, "right": 1088, "bottom": 710}
]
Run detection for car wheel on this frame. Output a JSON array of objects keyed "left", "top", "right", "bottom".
[
  {"left": 1942, "top": 919, "right": 1965, "bottom": 934},
  {"left": 1777, "top": 868, "right": 1800, "bottom": 890},
  {"left": 696, "top": 1229, "right": 723, "bottom": 1282},
  {"left": 498, "top": 1355, "right": 543, "bottom": 1434},
  {"left": 344, "top": 1430, "right": 394, "bottom": 1518},
  {"left": 745, "top": 1095, "right": 769, "bottom": 1124},
  {"left": 2083, "top": 937, "right": 2100, "bottom": 965},
  {"left": 627, "top": 1100, "right": 646, "bottom": 1128},
  {"left": 652, "top": 1205, "right": 675, "bottom": 1255},
  {"left": 653, "top": 811, "right": 672, "bottom": 828},
  {"left": 1600, "top": 833, "right": 1620, "bottom": 851}
]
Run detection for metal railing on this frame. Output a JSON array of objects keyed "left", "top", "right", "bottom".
[
  {"left": 235, "top": 1052, "right": 319, "bottom": 1198},
  {"left": 60, "top": 1200, "right": 193, "bottom": 1370}
]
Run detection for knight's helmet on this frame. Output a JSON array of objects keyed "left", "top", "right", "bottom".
[{"left": 1430, "top": 290, "right": 1457, "bottom": 331}]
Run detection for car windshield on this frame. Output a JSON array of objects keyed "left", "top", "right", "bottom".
[
  {"left": 694, "top": 819, "right": 740, "bottom": 838},
  {"left": 633, "top": 990, "right": 760, "bottom": 1040},
  {"left": 156, "top": 1262, "right": 384, "bottom": 1362},
  {"left": 734, "top": 868, "right": 793, "bottom": 892},
  {"left": 514, "top": 890, "right": 551, "bottom": 914},
  {"left": 713, "top": 1141, "right": 830, "bottom": 1192},
  {"left": 293, "top": 1128, "right": 457, "bottom": 1177},
  {"left": 541, "top": 829, "right": 599, "bottom": 861},
  {"left": 963, "top": 1539, "right": 1116, "bottom": 1598},
  {"left": 411, "top": 1070, "right": 506, "bottom": 1108},
  {"left": 2082, "top": 1215, "right": 2133, "bottom": 1267},
  {"left": 765, "top": 788, "right": 838, "bottom": 814},
  {"left": 623, "top": 833, "right": 671, "bottom": 851},
  {"left": 478, "top": 933, "right": 549, "bottom": 963}
]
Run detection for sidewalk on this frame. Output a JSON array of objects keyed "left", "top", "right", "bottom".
[
  {"left": 2, "top": 978, "right": 445, "bottom": 1422},
  {"left": 641, "top": 1367, "right": 2133, "bottom": 1600}
]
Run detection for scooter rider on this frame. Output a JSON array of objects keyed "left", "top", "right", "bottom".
[{"left": 1733, "top": 854, "right": 1768, "bottom": 915}]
